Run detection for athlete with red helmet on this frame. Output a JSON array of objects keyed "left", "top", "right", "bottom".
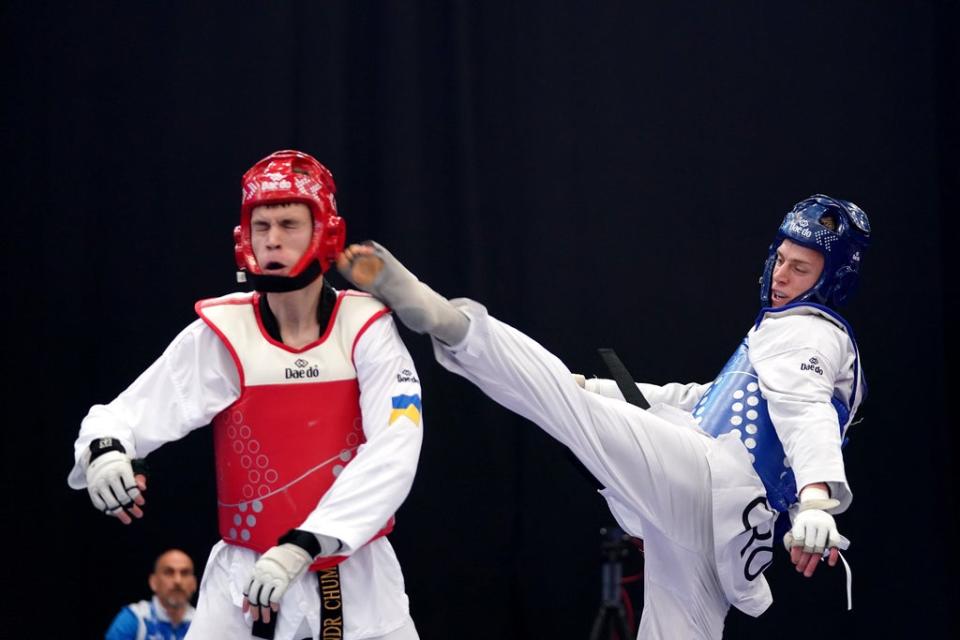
[{"left": 70, "top": 150, "right": 423, "bottom": 640}]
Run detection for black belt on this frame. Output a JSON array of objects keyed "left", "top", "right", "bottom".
[
  {"left": 317, "top": 566, "right": 344, "bottom": 639},
  {"left": 597, "top": 348, "right": 650, "bottom": 409},
  {"left": 251, "top": 565, "right": 344, "bottom": 640}
]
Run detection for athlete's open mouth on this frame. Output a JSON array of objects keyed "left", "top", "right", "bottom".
[{"left": 264, "top": 261, "right": 286, "bottom": 271}]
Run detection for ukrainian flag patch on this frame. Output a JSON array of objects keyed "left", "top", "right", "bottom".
[{"left": 389, "top": 394, "right": 422, "bottom": 426}]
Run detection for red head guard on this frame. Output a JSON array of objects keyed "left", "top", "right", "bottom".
[{"left": 235, "top": 150, "right": 345, "bottom": 289}]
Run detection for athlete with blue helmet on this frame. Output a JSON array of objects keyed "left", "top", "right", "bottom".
[
  {"left": 335, "top": 195, "right": 870, "bottom": 639},
  {"left": 760, "top": 194, "right": 871, "bottom": 308}
]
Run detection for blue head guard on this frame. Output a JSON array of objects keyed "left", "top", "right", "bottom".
[{"left": 759, "top": 195, "right": 871, "bottom": 308}]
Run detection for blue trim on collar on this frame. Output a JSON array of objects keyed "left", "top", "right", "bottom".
[{"left": 754, "top": 301, "right": 852, "bottom": 333}]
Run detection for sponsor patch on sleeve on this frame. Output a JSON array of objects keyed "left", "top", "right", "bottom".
[
  {"left": 389, "top": 394, "right": 422, "bottom": 426},
  {"left": 799, "top": 356, "right": 824, "bottom": 375},
  {"left": 396, "top": 368, "right": 419, "bottom": 384}
]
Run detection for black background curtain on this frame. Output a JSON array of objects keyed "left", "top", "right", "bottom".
[{"left": 3, "top": 1, "right": 956, "bottom": 637}]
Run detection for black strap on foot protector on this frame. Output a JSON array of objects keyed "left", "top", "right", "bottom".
[
  {"left": 317, "top": 566, "right": 344, "bottom": 639},
  {"left": 597, "top": 348, "right": 650, "bottom": 409},
  {"left": 252, "top": 615, "right": 277, "bottom": 639}
]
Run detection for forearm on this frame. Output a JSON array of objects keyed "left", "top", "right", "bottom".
[
  {"left": 68, "top": 363, "right": 192, "bottom": 488},
  {"left": 68, "top": 320, "right": 239, "bottom": 489},
  {"left": 295, "top": 424, "right": 421, "bottom": 550},
  {"left": 584, "top": 378, "right": 709, "bottom": 411},
  {"left": 768, "top": 396, "right": 850, "bottom": 509}
]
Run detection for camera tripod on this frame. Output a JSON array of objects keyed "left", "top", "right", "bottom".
[{"left": 588, "top": 525, "right": 640, "bottom": 640}]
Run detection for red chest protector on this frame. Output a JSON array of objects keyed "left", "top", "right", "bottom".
[{"left": 196, "top": 290, "right": 393, "bottom": 570}]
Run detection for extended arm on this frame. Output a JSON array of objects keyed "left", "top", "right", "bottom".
[
  {"left": 68, "top": 320, "right": 240, "bottom": 522},
  {"left": 582, "top": 377, "right": 711, "bottom": 412}
]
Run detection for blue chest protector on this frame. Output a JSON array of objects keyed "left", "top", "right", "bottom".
[{"left": 690, "top": 303, "right": 863, "bottom": 513}]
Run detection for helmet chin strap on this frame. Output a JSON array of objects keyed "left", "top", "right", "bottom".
[{"left": 242, "top": 260, "right": 324, "bottom": 293}]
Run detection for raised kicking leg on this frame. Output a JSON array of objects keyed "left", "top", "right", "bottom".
[
  {"left": 338, "top": 243, "right": 728, "bottom": 638},
  {"left": 337, "top": 242, "right": 469, "bottom": 345},
  {"left": 337, "top": 243, "right": 714, "bottom": 542}
]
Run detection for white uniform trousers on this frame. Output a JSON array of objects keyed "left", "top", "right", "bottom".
[
  {"left": 433, "top": 300, "right": 730, "bottom": 640},
  {"left": 185, "top": 540, "right": 418, "bottom": 640}
]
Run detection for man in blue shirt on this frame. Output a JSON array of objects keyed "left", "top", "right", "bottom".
[{"left": 105, "top": 549, "right": 197, "bottom": 640}]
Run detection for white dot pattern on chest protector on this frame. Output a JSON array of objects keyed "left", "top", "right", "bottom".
[
  {"left": 223, "top": 408, "right": 278, "bottom": 543},
  {"left": 691, "top": 338, "right": 819, "bottom": 513},
  {"left": 716, "top": 382, "right": 774, "bottom": 470}
]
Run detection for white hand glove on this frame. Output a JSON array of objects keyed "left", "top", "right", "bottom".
[
  {"left": 785, "top": 508, "right": 850, "bottom": 555},
  {"left": 85, "top": 450, "right": 142, "bottom": 519},
  {"left": 243, "top": 543, "right": 313, "bottom": 622},
  {"left": 783, "top": 487, "right": 850, "bottom": 555}
]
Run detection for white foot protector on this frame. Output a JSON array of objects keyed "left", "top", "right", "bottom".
[{"left": 340, "top": 241, "right": 469, "bottom": 345}]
